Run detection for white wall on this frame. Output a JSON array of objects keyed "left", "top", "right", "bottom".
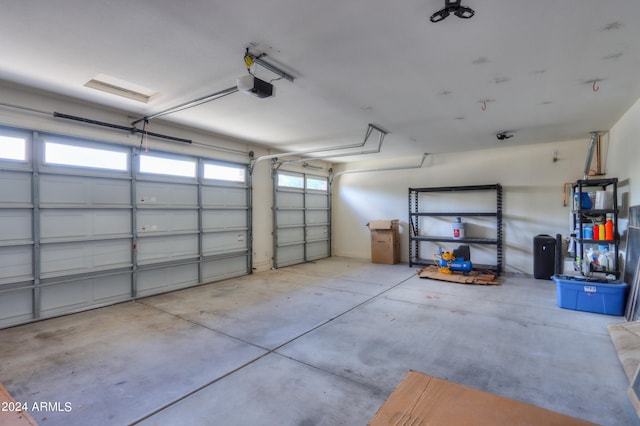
[
  {"left": 607, "top": 97, "right": 640, "bottom": 272},
  {"left": 608, "top": 97, "right": 640, "bottom": 207},
  {"left": 332, "top": 139, "right": 603, "bottom": 274}
]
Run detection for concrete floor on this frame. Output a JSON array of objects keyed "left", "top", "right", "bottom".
[{"left": 0, "top": 257, "right": 636, "bottom": 425}]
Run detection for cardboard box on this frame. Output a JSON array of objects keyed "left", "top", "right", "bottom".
[
  {"left": 366, "top": 220, "right": 400, "bottom": 264},
  {"left": 553, "top": 274, "right": 628, "bottom": 316},
  {"left": 369, "top": 370, "right": 596, "bottom": 425}
]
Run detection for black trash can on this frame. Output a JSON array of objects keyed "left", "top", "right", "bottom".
[{"left": 534, "top": 234, "right": 556, "bottom": 280}]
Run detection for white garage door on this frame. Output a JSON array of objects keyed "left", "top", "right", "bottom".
[
  {"left": 273, "top": 170, "right": 330, "bottom": 268},
  {"left": 0, "top": 127, "right": 250, "bottom": 328}
]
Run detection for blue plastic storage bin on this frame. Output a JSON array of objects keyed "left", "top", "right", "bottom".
[{"left": 552, "top": 274, "right": 628, "bottom": 316}]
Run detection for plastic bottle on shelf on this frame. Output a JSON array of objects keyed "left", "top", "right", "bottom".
[
  {"left": 605, "top": 219, "right": 614, "bottom": 241},
  {"left": 568, "top": 231, "right": 576, "bottom": 255},
  {"left": 598, "top": 223, "right": 605, "bottom": 240},
  {"left": 593, "top": 224, "right": 599, "bottom": 240},
  {"left": 586, "top": 246, "right": 599, "bottom": 266},
  {"left": 598, "top": 251, "right": 611, "bottom": 270},
  {"left": 452, "top": 217, "right": 464, "bottom": 239}
]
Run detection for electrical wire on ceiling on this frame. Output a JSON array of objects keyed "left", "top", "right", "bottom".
[
  {"left": 244, "top": 49, "right": 254, "bottom": 74},
  {"left": 243, "top": 48, "right": 266, "bottom": 77},
  {"left": 243, "top": 49, "right": 295, "bottom": 83},
  {"left": 243, "top": 51, "right": 282, "bottom": 84}
]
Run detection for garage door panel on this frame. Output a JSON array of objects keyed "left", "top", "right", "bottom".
[
  {"left": 202, "top": 231, "right": 248, "bottom": 255},
  {"left": 40, "top": 280, "right": 92, "bottom": 317},
  {"left": 137, "top": 264, "right": 199, "bottom": 297},
  {"left": 0, "top": 209, "right": 32, "bottom": 242},
  {"left": 277, "top": 192, "right": 304, "bottom": 208},
  {"left": 276, "top": 210, "right": 304, "bottom": 227},
  {"left": 40, "top": 273, "right": 131, "bottom": 318},
  {"left": 92, "top": 274, "right": 132, "bottom": 301},
  {"left": 202, "top": 186, "right": 247, "bottom": 207},
  {"left": 41, "top": 210, "right": 130, "bottom": 240},
  {"left": 136, "top": 235, "right": 198, "bottom": 264},
  {"left": 0, "top": 287, "right": 32, "bottom": 329},
  {"left": 0, "top": 246, "right": 33, "bottom": 281},
  {"left": 306, "top": 210, "right": 328, "bottom": 225},
  {"left": 307, "top": 241, "right": 329, "bottom": 260},
  {"left": 276, "top": 244, "right": 305, "bottom": 267},
  {"left": 137, "top": 210, "right": 198, "bottom": 234},
  {"left": 202, "top": 209, "right": 247, "bottom": 230},
  {"left": 306, "top": 193, "right": 328, "bottom": 209},
  {"left": 307, "top": 225, "right": 328, "bottom": 241},
  {"left": 277, "top": 227, "right": 304, "bottom": 245},
  {"left": 40, "top": 175, "right": 130, "bottom": 206},
  {"left": 0, "top": 171, "right": 31, "bottom": 205},
  {"left": 201, "top": 256, "right": 248, "bottom": 282},
  {"left": 136, "top": 181, "right": 197, "bottom": 206},
  {"left": 40, "top": 240, "right": 131, "bottom": 276}
]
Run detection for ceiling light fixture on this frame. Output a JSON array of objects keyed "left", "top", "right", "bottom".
[
  {"left": 84, "top": 73, "right": 160, "bottom": 103},
  {"left": 430, "top": 0, "right": 475, "bottom": 23}
]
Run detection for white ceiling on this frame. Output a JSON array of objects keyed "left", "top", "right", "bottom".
[{"left": 1, "top": 0, "right": 640, "bottom": 162}]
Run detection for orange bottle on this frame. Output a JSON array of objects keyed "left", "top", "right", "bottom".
[{"left": 605, "top": 219, "right": 614, "bottom": 241}]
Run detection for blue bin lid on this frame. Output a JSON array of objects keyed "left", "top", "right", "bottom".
[{"left": 552, "top": 274, "right": 626, "bottom": 286}]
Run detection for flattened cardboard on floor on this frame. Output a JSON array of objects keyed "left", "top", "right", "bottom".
[
  {"left": 369, "top": 370, "right": 596, "bottom": 426},
  {"left": 366, "top": 220, "right": 400, "bottom": 265},
  {"left": 0, "top": 381, "right": 38, "bottom": 426},
  {"left": 608, "top": 321, "right": 640, "bottom": 381},
  {"left": 418, "top": 265, "right": 499, "bottom": 285}
]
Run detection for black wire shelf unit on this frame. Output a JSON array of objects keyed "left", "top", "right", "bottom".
[
  {"left": 409, "top": 184, "right": 503, "bottom": 274},
  {"left": 571, "top": 178, "right": 620, "bottom": 277}
]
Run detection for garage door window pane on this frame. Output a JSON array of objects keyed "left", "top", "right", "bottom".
[
  {"left": 139, "top": 155, "right": 196, "bottom": 178},
  {"left": 278, "top": 173, "right": 304, "bottom": 188},
  {"left": 45, "top": 142, "right": 127, "bottom": 171},
  {"left": 306, "top": 177, "right": 327, "bottom": 191},
  {"left": 204, "top": 163, "right": 245, "bottom": 183},
  {"left": 0, "top": 136, "right": 26, "bottom": 161}
]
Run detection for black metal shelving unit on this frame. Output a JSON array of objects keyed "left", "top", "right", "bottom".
[
  {"left": 409, "top": 184, "right": 503, "bottom": 274},
  {"left": 571, "top": 178, "right": 619, "bottom": 277}
]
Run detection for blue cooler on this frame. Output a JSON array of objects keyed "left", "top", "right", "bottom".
[{"left": 552, "top": 274, "right": 628, "bottom": 316}]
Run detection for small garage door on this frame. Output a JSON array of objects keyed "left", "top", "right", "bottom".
[
  {"left": 273, "top": 170, "right": 330, "bottom": 268},
  {"left": 0, "top": 126, "right": 250, "bottom": 328}
]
